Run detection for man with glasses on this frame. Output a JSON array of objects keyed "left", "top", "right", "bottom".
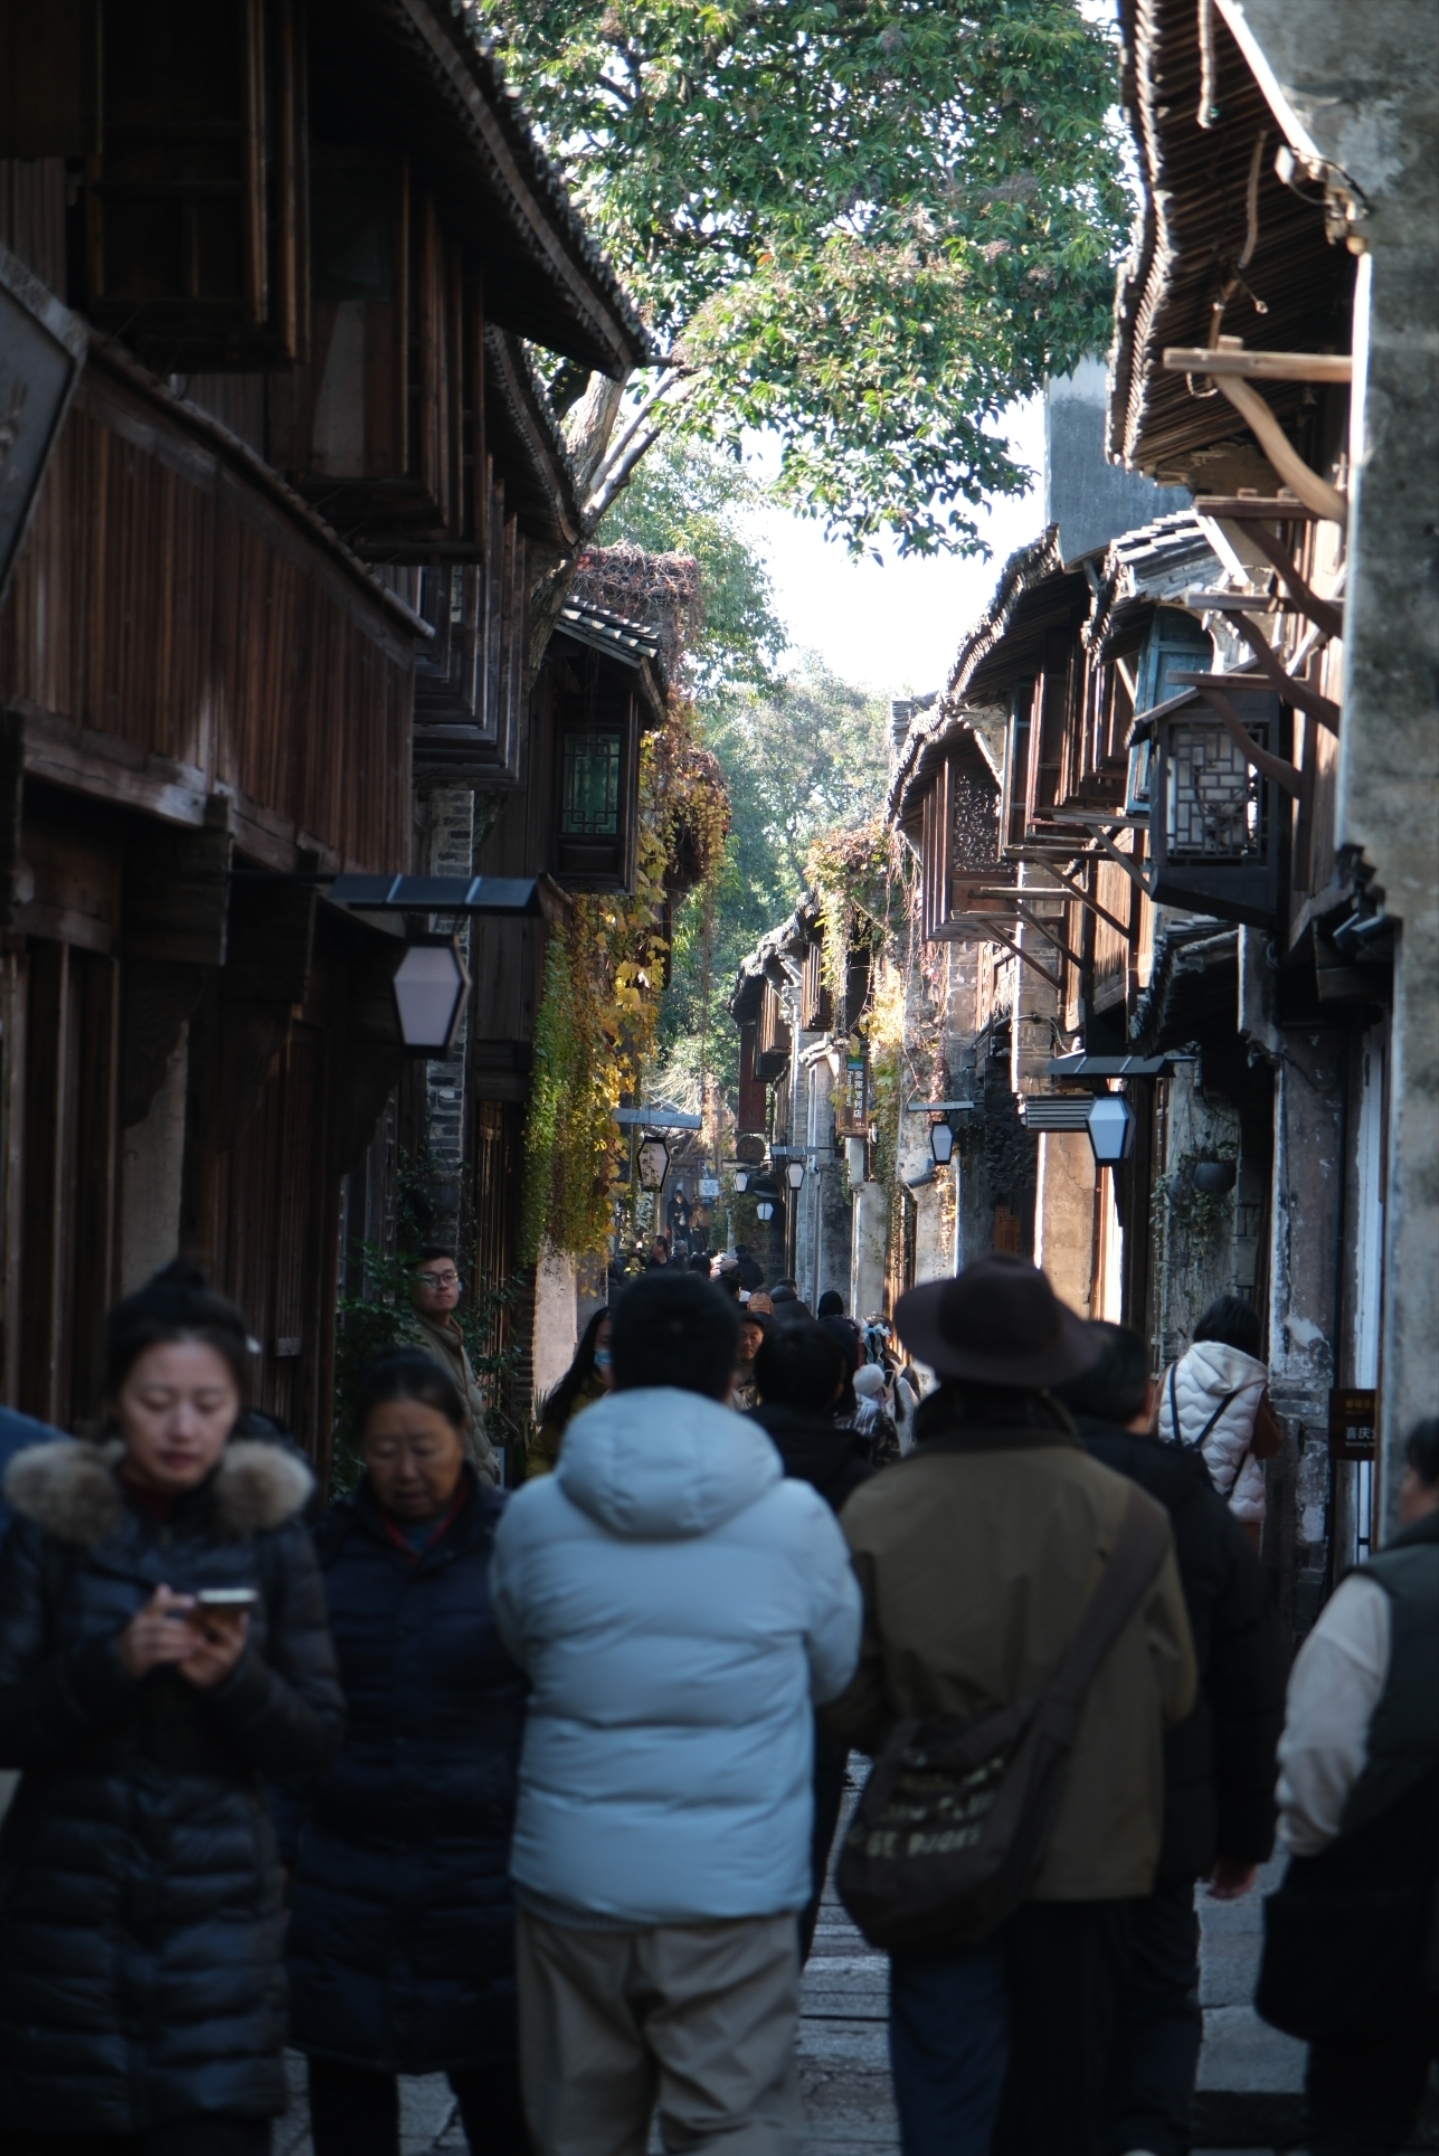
[{"left": 410, "top": 1246, "right": 500, "bottom": 1485}]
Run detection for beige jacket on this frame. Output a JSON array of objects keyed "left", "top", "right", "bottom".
[
  {"left": 823, "top": 1417, "right": 1196, "bottom": 1901},
  {"left": 412, "top": 1311, "right": 500, "bottom": 1485}
]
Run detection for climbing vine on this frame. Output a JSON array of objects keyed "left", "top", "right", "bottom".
[
  {"left": 521, "top": 702, "right": 729, "bottom": 1263},
  {"left": 805, "top": 816, "right": 904, "bottom": 1006}
]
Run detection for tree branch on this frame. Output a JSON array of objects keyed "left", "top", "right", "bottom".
[
  {"left": 566, "top": 371, "right": 629, "bottom": 494},
  {"left": 585, "top": 427, "right": 663, "bottom": 525},
  {"left": 584, "top": 368, "right": 684, "bottom": 500}
]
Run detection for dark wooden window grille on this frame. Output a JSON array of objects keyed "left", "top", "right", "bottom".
[
  {"left": 1149, "top": 687, "right": 1284, "bottom": 925},
  {"left": 561, "top": 731, "right": 622, "bottom": 839}
]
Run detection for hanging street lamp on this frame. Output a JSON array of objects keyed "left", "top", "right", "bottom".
[
  {"left": 637, "top": 1135, "right": 671, "bottom": 1192},
  {"left": 755, "top": 1196, "right": 776, "bottom": 1222},
  {"left": 928, "top": 1117, "right": 955, "bottom": 1167},
  {"left": 785, "top": 1158, "right": 806, "bottom": 1191},
  {"left": 1087, "top": 1092, "right": 1136, "bottom": 1168},
  {"left": 392, "top": 935, "right": 471, "bottom": 1056},
  {"left": 732, "top": 1166, "right": 750, "bottom": 1193}
]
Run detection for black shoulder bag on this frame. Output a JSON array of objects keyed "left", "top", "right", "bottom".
[{"left": 837, "top": 1485, "right": 1172, "bottom": 1956}]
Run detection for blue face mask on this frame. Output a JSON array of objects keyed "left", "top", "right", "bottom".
[{"left": 594, "top": 1346, "right": 613, "bottom": 1374}]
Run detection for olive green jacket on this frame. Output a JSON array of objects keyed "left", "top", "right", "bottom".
[
  {"left": 823, "top": 1416, "right": 1196, "bottom": 1901},
  {"left": 411, "top": 1312, "right": 499, "bottom": 1486}
]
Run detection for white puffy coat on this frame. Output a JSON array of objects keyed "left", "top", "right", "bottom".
[
  {"left": 489, "top": 1386, "right": 862, "bottom": 1925},
  {"left": 1158, "top": 1340, "right": 1270, "bottom": 1523}
]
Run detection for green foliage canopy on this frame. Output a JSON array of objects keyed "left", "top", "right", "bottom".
[{"left": 478, "top": 0, "right": 1129, "bottom": 553}]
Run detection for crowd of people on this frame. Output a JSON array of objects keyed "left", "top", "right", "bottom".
[{"left": 0, "top": 1251, "right": 1433, "bottom": 2156}]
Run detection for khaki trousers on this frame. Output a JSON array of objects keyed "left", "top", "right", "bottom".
[{"left": 516, "top": 1907, "right": 803, "bottom": 2156}]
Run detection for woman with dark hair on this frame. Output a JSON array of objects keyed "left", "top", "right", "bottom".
[
  {"left": 279, "top": 1349, "right": 527, "bottom": 2155},
  {"left": 0, "top": 1261, "right": 344, "bottom": 2155},
  {"left": 1159, "top": 1294, "right": 1283, "bottom": 1546},
  {"left": 818, "top": 1313, "right": 861, "bottom": 1419},
  {"left": 529, "top": 1309, "right": 613, "bottom": 1477}
]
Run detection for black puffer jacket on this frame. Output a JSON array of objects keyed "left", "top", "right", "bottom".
[
  {"left": 276, "top": 1470, "right": 526, "bottom": 2073},
  {"left": 1078, "top": 1415, "right": 1286, "bottom": 1884},
  {"left": 746, "top": 1402, "right": 873, "bottom": 1514},
  {"left": 0, "top": 1437, "right": 344, "bottom": 2135}
]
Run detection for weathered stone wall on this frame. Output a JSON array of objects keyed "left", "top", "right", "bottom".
[{"left": 1214, "top": 0, "right": 1439, "bottom": 1528}]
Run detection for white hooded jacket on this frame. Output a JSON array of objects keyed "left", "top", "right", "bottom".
[
  {"left": 490, "top": 1386, "right": 862, "bottom": 1925},
  {"left": 1158, "top": 1339, "right": 1270, "bottom": 1523}
]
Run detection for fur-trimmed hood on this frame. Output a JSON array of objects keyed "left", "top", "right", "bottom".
[{"left": 3, "top": 1437, "right": 314, "bottom": 1548}]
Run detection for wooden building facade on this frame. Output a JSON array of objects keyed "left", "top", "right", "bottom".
[{"left": 0, "top": 0, "right": 649, "bottom": 1465}]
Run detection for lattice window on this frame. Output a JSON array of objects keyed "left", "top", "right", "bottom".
[
  {"left": 1164, "top": 719, "right": 1267, "bottom": 862},
  {"left": 560, "top": 730, "right": 622, "bottom": 838}
]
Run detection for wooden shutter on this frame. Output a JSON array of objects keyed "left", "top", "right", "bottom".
[{"left": 85, "top": 0, "right": 305, "bottom": 367}]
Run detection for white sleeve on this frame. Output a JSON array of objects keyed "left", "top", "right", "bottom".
[{"left": 1276, "top": 1573, "right": 1390, "bottom": 1856}]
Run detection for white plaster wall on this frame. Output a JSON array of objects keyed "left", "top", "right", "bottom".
[
  {"left": 532, "top": 1239, "right": 578, "bottom": 1408},
  {"left": 1034, "top": 1131, "right": 1095, "bottom": 1318},
  {"left": 852, "top": 1181, "right": 888, "bottom": 1320}
]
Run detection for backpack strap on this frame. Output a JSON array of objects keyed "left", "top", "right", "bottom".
[
  {"left": 1045, "top": 1484, "right": 1174, "bottom": 1719},
  {"left": 1168, "top": 1361, "right": 1241, "bottom": 1453}
]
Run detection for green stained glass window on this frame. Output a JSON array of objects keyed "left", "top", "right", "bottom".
[{"left": 561, "top": 731, "right": 622, "bottom": 838}]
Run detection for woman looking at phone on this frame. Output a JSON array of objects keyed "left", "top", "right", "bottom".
[
  {"left": 277, "top": 1349, "right": 528, "bottom": 2155},
  {"left": 0, "top": 1262, "right": 344, "bottom": 2156}
]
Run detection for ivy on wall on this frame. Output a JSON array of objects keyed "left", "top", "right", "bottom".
[{"left": 521, "top": 704, "right": 729, "bottom": 1263}]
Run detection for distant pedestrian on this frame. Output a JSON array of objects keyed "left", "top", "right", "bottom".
[
  {"left": 529, "top": 1310, "right": 613, "bottom": 1477},
  {"left": 734, "top": 1243, "right": 764, "bottom": 1290},
  {"left": 1257, "top": 1417, "right": 1439, "bottom": 2155},
  {"left": 646, "top": 1235, "right": 671, "bottom": 1270},
  {"left": 0, "top": 1261, "right": 344, "bottom": 2155},
  {"left": 747, "top": 1290, "right": 775, "bottom": 1319},
  {"left": 732, "top": 1308, "right": 770, "bottom": 1413},
  {"left": 824, "top": 1257, "right": 1195, "bottom": 2156},
  {"left": 1158, "top": 1295, "right": 1282, "bottom": 1546},
  {"left": 817, "top": 1290, "right": 846, "bottom": 1318},
  {"left": 409, "top": 1247, "right": 500, "bottom": 1485},
  {"left": 851, "top": 1363, "right": 901, "bottom": 1467},
  {"left": 1055, "top": 1321, "right": 1287, "bottom": 2156},
  {"left": 819, "top": 1312, "right": 861, "bottom": 1410},
  {"left": 491, "top": 1270, "right": 861, "bottom": 2156},
  {"left": 279, "top": 1350, "right": 528, "bottom": 2156},
  {"left": 769, "top": 1279, "right": 813, "bottom": 1327},
  {"left": 747, "top": 1320, "right": 873, "bottom": 1962}
]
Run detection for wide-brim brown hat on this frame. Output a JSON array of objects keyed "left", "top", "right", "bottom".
[{"left": 894, "top": 1254, "right": 1100, "bottom": 1388}]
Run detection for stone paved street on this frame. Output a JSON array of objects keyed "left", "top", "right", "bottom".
[{"left": 277, "top": 1804, "right": 1438, "bottom": 2153}]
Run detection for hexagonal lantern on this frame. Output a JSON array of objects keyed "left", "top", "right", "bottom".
[
  {"left": 1087, "top": 1092, "right": 1136, "bottom": 1168},
  {"left": 393, "top": 936, "right": 471, "bottom": 1057},
  {"left": 637, "top": 1135, "right": 671, "bottom": 1192}
]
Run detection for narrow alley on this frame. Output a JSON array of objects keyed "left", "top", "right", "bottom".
[{"left": 0, "top": 1, "right": 1435, "bottom": 2154}]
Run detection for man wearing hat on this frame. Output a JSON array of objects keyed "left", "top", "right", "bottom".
[{"left": 823, "top": 1255, "right": 1196, "bottom": 2156}]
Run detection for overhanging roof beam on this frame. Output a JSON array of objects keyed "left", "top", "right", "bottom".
[
  {"left": 1194, "top": 511, "right": 1346, "bottom": 642},
  {"left": 1044, "top": 863, "right": 1130, "bottom": 939},
  {"left": 1191, "top": 623, "right": 1341, "bottom": 732},
  {"left": 1007, "top": 904, "right": 1085, "bottom": 972},
  {"left": 968, "top": 920, "right": 1063, "bottom": 992}
]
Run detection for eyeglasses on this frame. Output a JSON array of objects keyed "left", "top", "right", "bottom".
[{"left": 416, "top": 1270, "right": 462, "bottom": 1289}]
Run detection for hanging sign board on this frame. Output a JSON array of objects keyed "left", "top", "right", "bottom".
[
  {"left": 0, "top": 243, "right": 87, "bottom": 609},
  {"left": 1328, "top": 1387, "right": 1377, "bottom": 1462}
]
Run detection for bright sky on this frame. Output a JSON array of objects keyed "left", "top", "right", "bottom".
[{"left": 738, "top": 396, "right": 1048, "bottom": 702}]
